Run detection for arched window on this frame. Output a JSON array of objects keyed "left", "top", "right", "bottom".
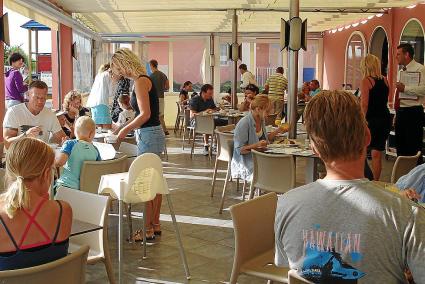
[
  {"left": 400, "top": 19, "right": 425, "bottom": 64},
  {"left": 345, "top": 32, "right": 366, "bottom": 91},
  {"left": 370, "top": 27, "right": 389, "bottom": 76}
]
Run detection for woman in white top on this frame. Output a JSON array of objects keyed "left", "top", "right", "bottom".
[{"left": 86, "top": 64, "right": 114, "bottom": 128}]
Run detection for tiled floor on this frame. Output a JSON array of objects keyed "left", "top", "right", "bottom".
[{"left": 85, "top": 131, "right": 395, "bottom": 284}]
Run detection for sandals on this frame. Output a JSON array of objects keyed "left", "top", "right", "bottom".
[
  {"left": 131, "top": 229, "right": 155, "bottom": 242},
  {"left": 153, "top": 224, "right": 162, "bottom": 236}
]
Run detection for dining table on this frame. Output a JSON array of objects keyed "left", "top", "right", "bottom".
[
  {"left": 70, "top": 219, "right": 103, "bottom": 237},
  {"left": 255, "top": 141, "right": 322, "bottom": 183}
]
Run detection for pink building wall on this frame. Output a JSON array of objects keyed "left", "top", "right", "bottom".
[
  {"left": 51, "top": 24, "right": 73, "bottom": 108},
  {"left": 323, "top": 4, "right": 425, "bottom": 103}
]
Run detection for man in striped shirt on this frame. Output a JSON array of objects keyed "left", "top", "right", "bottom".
[{"left": 265, "top": 67, "right": 288, "bottom": 119}]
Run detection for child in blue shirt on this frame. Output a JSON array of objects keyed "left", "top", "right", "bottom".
[{"left": 55, "top": 116, "right": 101, "bottom": 189}]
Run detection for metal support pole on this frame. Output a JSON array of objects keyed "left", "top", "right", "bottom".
[
  {"left": 35, "top": 30, "right": 38, "bottom": 78},
  {"left": 287, "top": 0, "right": 299, "bottom": 138},
  {"left": 209, "top": 34, "right": 214, "bottom": 85},
  {"left": 231, "top": 10, "right": 238, "bottom": 110},
  {"left": 28, "top": 29, "right": 32, "bottom": 83}
]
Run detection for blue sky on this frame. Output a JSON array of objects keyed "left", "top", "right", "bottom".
[{"left": 4, "top": 7, "right": 52, "bottom": 55}]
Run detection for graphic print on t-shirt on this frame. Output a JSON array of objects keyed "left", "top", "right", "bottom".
[{"left": 301, "top": 224, "right": 365, "bottom": 283}]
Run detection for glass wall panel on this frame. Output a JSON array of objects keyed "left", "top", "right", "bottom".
[
  {"left": 172, "top": 39, "right": 206, "bottom": 92},
  {"left": 72, "top": 32, "right": 93, "bottom": 93},
  {"left": 345, "top": 33, "right": 366, "bottom": 91},
  {"left": 400, "top": 20, "right": 424, "bottom": 65}
]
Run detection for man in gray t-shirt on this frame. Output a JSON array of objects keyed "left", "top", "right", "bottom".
[
  {"left": 275, "top": 90, "right": 425, "bottom": 283},
  {"left": 149, "top": 59, "right": 169, "bottom": 135}
]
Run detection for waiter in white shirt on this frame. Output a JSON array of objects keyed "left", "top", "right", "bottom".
[
  {"left": 395, "top": 43, "right": 425, "bottom": 161},
  {"left": 239, "top": 63, "right": 257, "bottom": 89}
]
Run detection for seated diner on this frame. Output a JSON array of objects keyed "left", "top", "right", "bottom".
[{"left": 0, "top": 138, "right": 72, "bottom": 270}]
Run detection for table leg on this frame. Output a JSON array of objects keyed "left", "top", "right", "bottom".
[
  {"left": 305, "top": 157, "right": 319, "bottom": 183},
  {"left": 167, "top": 195, "right": 191, "bottom": 279},
  {"left": 143, "top": 203, "right": 147, "bottom": 259},
  {"left": 118, "top": 199, "right": 124, "bottom": 284}
]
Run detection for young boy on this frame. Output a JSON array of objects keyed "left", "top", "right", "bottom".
[
  {"left": 55, "top": 116, "right": 101, "bottom": 190},
  {"left": 112, "top": 94, "right": 135, "bottom": 133}
]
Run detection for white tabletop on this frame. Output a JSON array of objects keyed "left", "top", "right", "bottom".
[{"left": 98, "top": 172, "right": 129, "bottom": 200}]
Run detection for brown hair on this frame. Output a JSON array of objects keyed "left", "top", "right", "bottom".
[
  {"left": 1, "top": 138, "right": 55, "bottom": 218},
  {"left": 304, "top": 90, "right": 367, "bottom": 162},
  {"left": 118, "top": 94, "right": 131, "bottom": 105},
  {"left": 250, "top": 95, "right": 270, "bottom": 111},
  {"left": 29, "top": 80, "right": 48, "bottom": 91}
]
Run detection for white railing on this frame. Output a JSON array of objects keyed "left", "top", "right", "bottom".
[{"left": 255, "top": 67, "right": 275, "bottom": 87}]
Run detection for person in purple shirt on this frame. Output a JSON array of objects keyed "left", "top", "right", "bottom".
[{"left": 5, "top": 53, "right": 28, "bottom": 109}]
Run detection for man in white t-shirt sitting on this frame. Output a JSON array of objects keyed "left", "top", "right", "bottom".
[
  {"left": 3, "top": 80, "right": 66, "bottom": 149},
  {"left": 274, "top": 90, "right": 425, "bottom": 283}
]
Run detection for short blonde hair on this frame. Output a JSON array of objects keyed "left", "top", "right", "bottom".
[
  {"left": 63, "top": 90, "right": 82, "bottom": 111},
  {"left": 250, "top": 95, "right": 270, "bottom": 111},
  {"left": 1, "top": 138, "right": 54, "bottom": 218},
  {"left": 75, "top": 116, "right": 96, "bottom": 138},
  {"left": 111, "top": 48, "right": 146, "bottom": 77},
  {"left": 304, "top": 90, "right": 367, "bottom": 162},
  {"left": 360, "top": 54, "right": 383, "bottom": 79}
]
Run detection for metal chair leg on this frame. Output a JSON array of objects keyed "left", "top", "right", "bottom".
[
  {"left": 242, "top": 180, "right": 247, "bottom": 201},
  {"left": 142, "top": 203, "right": 147, "bottom": 259},
  {"left": 190, "top": 133, "right": 196, "bottom": 158},
  {"left": 248, "top": 183, "right": 255, "bottom": 200},
  {"left": 127, "top": 204, "right": 133, "bottom": 243},
  {"left": 219, "top": 164, "right": 231, "bottom": 214},
  {"left": 166, "top": 195, "right": 191, "bottom": 279},
  {"left": 210, "top": 158, "right": 219, "bottom": 197}
]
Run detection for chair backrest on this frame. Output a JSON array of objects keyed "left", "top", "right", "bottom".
[
  {"left": 119, "top": 142, "right": 138, "bottom": 170},
  {"left": 288, "top": 269, "right": 314, "bottom": 284},
  {"left": 252, "top": 150, "right": 295, "bottom": 194},
  {"left": 265, "top": 113, "right": 278, "bottom": 126},
  {"left": 230, "top": 192, "right": 277, "bottom": 272},
  {"left": 184, "top": 109, "right": 191, "bottom": 127},
  {"left": 194, "top": 114, "right": 215, "bottom": 135},
  {"left": 216, "top": 124, "right": 235, "bottom": 133},
  {"left": 391, "top": 151, "right": 421, "bottom": 183},
  {"left": 176, "top": 101, "right": 182, "bottom": 115},
  {"left": 215, "top": 131, "right": 234, "bottom": 162},
  {"left": 80, "top": 155, "right": 128, "bottom": 194},
  {"left": 124, "top": 153, "right": 169, "bottom": 203},
  {"left": 55, "top": 188, "right": 110, "bottom": 256},
  {"left": 0, "top": 245, "right": 89, "bottom": 284}
]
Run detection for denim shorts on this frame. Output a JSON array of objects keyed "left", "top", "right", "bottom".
[{"left": 135, "top": 125, "right": 165, "bottom": 155}]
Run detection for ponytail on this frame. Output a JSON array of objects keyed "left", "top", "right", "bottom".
[{"left": 2, "top": 176, "right": 30, "bottom": 218}]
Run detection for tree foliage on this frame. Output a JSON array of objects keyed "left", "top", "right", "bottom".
[{"left": 4, "top": 44, "right": 30, "bottom": 66}]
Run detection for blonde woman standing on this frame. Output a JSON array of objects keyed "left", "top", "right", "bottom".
[
  {"left": 111, "top": 48, "right": 165, "bottom": 241},
  {"left": 360, "top": 54, "right": 391, "bottom": 181},
  {"left": 0, "top": 138, "right": 72, "bottom": 270}
]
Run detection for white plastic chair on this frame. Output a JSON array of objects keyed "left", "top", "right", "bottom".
[
  {"left": 210, "top": 125, "right": 235, "bottom": 198},
  {"left": 391, "top": 151, "right": 421, "bottom": 183},
  {"left": 99, "top": 153, "right": 190, "bottom": 280},
  {"left": 249, "top": 150, "right": 295, "bottom": 199},
  {"left": 55, "top": 188, "right": 115, "bottom": 284},
  {"left": 190, "top": 114, "right": 215, "bottom": 158},
  {"left": 80, "top": 155, "right": 128, "bottom": 194},
  {"left": 0, "top": 245, "right": 89, "bottom": 284},
  {"left": 229, "top": 192, "right": 289, "bottom": 283}
]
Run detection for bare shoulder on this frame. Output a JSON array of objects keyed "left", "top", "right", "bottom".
[
  {"left": 55, "top": 200, "right": 73, "bottom": 238},
  {"left": 136, "top": 76, "right": 152, "bottom": 88}
]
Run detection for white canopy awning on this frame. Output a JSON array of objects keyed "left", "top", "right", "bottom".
[{"left": 53, "top": 0, "right": 420, "bottom": 34}]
